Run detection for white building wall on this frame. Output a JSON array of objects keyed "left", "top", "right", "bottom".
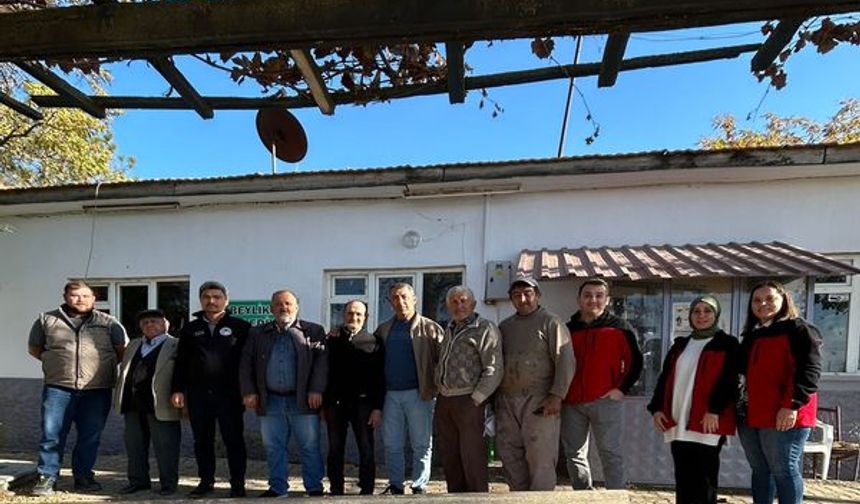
[{"left": 3, "top": 175, "right": 859, "bottom": 379}]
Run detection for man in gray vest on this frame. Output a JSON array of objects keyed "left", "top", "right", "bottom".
[{"left": 27, "top": 280, "right": 128, "bottom": 496}]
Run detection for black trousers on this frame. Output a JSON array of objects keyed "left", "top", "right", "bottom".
[
  {"left": 124, "top": 412, "right": 181, "bottom": 490},
  {"left": 187, "top": 390, "right": 247, "bottom": 487},
  {"left": 671, "top": 440, "right": 723, "bottom": 504},
  {"left": 324, "top": 400, "right": 376, "bottom": 494}
]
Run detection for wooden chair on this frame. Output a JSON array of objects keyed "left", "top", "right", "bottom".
[{"left": 818, "top": 406, "right": 860, "bottom": 481}]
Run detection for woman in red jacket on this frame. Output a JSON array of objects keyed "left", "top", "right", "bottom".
[
  {"left": 737, "top": 281, "right": 822, "bottom": 504},
  {"left": 648, "top": 295, "right": 739, "bottom": 504}
]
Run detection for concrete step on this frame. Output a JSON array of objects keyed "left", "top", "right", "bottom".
[{"left": 0, "top": 458, "right": 37, "bottom": 495}]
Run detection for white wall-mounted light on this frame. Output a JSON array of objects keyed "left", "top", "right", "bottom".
[{"left": 402, "top": 230, "right": 422, "bottom": 249}]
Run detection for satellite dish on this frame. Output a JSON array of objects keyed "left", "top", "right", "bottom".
[{"left": 255, "top": 108, "right": 308, "bottom": 163}]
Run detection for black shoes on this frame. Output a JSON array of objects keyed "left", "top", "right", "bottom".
[
  {"left": 411, "top": 486, "right": 426, "bottom": 495},
  {"left": 381, "top": 484, "right": 404, "bottom": 495},
  {"left": 118, "top": 482, "right": 151, "bottom": 494},
  {"left": 73, "top": 476, "right": 102, "bottom": 492},
  {"left": 31, "top": 475, "right": 56, "bottom": 496},
  {"left": 189, "top": 480, "right": 215, "bottom": 498},
  {"left": 230, "top": 486, "right": 247, "bottom": 498},
  {"left": 159, "top": 486, "right": 177, "bottom": 496},
  {"left": 307, "top": 489, "right": 324, "bottom": 496}
]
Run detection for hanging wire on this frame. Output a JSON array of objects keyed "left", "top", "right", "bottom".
[
  {"left": 84, "top": 180, "right": 102, "bottom": 279},
  {"left": 557, "top": 36, "right": 583, "bottom": 158}
]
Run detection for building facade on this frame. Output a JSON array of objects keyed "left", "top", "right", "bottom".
[{"left": 2, "top": 144, "right": 859, "bottom": 485}]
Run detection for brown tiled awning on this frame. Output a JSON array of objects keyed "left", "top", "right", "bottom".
[{"left": 516, "top": 241, "right": 860, "bottom": 281}]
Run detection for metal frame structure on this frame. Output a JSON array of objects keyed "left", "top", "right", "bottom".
[{"left": 1, "top": 0, "right": 858, "bottom": 120}]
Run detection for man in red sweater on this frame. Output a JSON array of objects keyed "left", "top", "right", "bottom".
[{"left": 561, "top": 278, "right": 642, "bottom": 490}]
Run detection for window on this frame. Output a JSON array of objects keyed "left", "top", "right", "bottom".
[
  {"left": 84, "top": 277, "right": 189, "bottom": 338},
  {"left": 610, "top": 280, "right": 665, "bottom": 397},
  {"left": 325, "top": 268, "right": 464, "bottom": 330},
  {"left": 812, "top": 257, "right": 860, "bottom": 374}
]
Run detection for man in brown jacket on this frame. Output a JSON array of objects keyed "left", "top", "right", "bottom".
[
  {"left": 495, "top": 277, "right": 575, "bottom": 491},
  {"left": 374, "top": 282, "right": 444, "bottom": 495},
  {"left": 434, "top": 285, "right": 503, "bottom": 493}
]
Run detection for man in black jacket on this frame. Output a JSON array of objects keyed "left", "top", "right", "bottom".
[
  {"left": 239, "top": 289, "right": 328, "bottom": 497},
  {"left": 171, "top": 281, "right": 249, "bottom": 498},
  {"left": 324, "top": 300, "right": 384, "bottom": 496}
]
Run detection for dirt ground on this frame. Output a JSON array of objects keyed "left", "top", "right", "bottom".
[{"left": 3, "top": 452, "right": 860, "bottom": 503}]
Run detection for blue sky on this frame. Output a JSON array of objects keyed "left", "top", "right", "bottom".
[{"left": 103, "top": 23, "right": 859, "bottom": 180}]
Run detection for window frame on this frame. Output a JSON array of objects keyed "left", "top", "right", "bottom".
[
  {"left": 324, "top": 267, "right": 464, "bottom": 331},
  {"left": 79, "top": 276, "right": 190, "bottom": 337},
  {"left": 812, "top": 255, "right": 860, "bottom": 374}
]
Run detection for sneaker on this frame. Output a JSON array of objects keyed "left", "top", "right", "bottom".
[
  {"left": 230, "top": 486, "right": 247, "bottom": 498},
  {"left": 189, "top": 480, "right": 215, "bottom": 498},
  {"left": 118, "top": 482, "right": 151, "bottom": 494},
  {"left": 73, "top": 476, "right": 102, "bottom": 492},
  {"left": 381, "top": 484, "right": 404, "bottom": 495},
  {"left": 411, "top": 486, "right": 426, "bottom": 495},
  {"left": 31, "top": 475, "right": 56, "bottom": 497},
  {"left": 258, "top": 488, "right": 287, "bottom": 498}
]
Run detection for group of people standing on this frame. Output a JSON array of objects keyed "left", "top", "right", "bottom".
[{"left": 26, "top": 275, "right": 821, "bottom": 504}]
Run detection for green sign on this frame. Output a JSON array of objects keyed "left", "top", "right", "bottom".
[{"left": 230, "top": 300, "right": 272, "bottom": 326}]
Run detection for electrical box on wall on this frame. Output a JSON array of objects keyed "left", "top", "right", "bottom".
[{"left": 485, "top": 261, "right": 512, "bottom": 302}]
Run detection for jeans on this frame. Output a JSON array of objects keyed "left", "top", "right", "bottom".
[
  {"left": 37, "top": 385, "right": 112, "bottom": 480},
  {"left": 259, "top": 393, "right": 324, "bottom": 495},
  {"left": 738, "top": 422, "right": 810, "bottom": 504},
  {"left": 382, "top": 389, "right": 435, "bottom": 490}
]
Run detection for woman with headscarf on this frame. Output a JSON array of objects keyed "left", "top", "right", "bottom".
[
  {"left": 737, "top": 281, "right": 822, "bottom": 504},
  {"left": 648, "top": 295, "right": 740, "bottom": 504}
]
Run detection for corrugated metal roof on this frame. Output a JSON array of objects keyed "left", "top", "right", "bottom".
[{"left": 517, "top": 241, "right": 860, "bottom": 280}]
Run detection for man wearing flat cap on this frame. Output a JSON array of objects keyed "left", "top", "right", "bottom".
[
  {"left": 114, "top": 309, "right": 181, "bottom": 496},
  {"left": 495, "top": 277, "right": 575, "bottom": 491}
]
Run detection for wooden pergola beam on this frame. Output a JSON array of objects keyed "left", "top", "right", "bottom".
[
  {"left": 14, "top": 61, "right": 105, "bottom": 118},
  {"left": 750, "top": 17, "right": 806, "bottom": 72},
  {"left": 0, "top": 93, "right": 44, "bottom": 121},
  {"left": 445, "top": 42, "right": 466, "bottom": 104},
  {"left": 598, "top": 31, "right": 630, "bottom": 88},
  {"left": 148, "top": 56, "right": 214, "bottom": 119},
  {"left": 31, "top": 44, "right": 760, "bottom": 111},
  {"left": 288, "top": 49, "right": 335, "bottom": 115},
  {"left": 0, "top": 0, "right": 857, "bottom": 60}
]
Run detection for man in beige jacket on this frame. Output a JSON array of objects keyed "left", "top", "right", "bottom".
[
  {"left": 114, "top": 309, "right": 181, "bottom": 496},
  {"left": 495, "top": 277, "right": 575, "bottom": 491},
  {"left": 434, "top": 285, "right": 503, "bottom": 493},
  {"left": 374, "top": 282, "right": 444, "bottom": 495}
]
